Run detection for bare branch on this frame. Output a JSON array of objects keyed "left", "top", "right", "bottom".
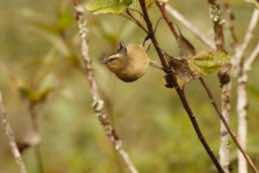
[
  {"left": 237, "top": 69, "right": 249, "bottom": 173},
  {"left": 233, "top": 8, "right": 259, "bottom": 173},
  {"left": 233, "top": 9, "right": 259, "bottom": 75},
  {"left": 71, "top": 1, "right": 139, "bottom": 173},
  {"left": 125, "top": 9, "right": 148, "bottom": 33},
  {"left": 0, "top": 92, "right": 28, "bottom": 173},
  {"left": 237, "top": 41, "right": 259, "bottom": 173},
  {"left": 244, "top": 42, "right": 259, "bottom": 72},
  {"left": 207, "top": 1, "right": 230, "bottom": 172},
  {"left": 164, "top": 4, "right": 216, "bottom": 50}
]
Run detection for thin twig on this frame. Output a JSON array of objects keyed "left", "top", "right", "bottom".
[
  {"left": 139, "top": 1, "right": 225, "bottom": 172},
  {"left": 232, "top": 9, "right": 259, "bottom": 76},
  {"left": 164, "top": 4, "right": 216, "bottom": 50},
  {"left": 71, "top": 1, "right": 139, "bottom": 173},
  {"left": 244, "top": 42, "right": 259, "bottom": 72},
  {"left": 0, "top": 92, "right": 28, "bottom": 173},
  {"left": 125, "top": 9, "right": 148, "bottom": 33}
]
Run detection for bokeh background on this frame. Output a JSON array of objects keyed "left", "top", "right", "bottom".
[{"left": 0, "top": 0, "right": 259, "bottom": 173}]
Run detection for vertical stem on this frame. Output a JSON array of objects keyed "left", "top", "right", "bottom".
[
  {"left": 237, "top": 70, "right": 248, "bottom": 173},
  {"left": 208, "top": 1, "right": 230, "bottom": 172},
  {"left": 219, "top": 81, "right": 231, "bottom": 173},
  {"left": 29, "top": 103, "right": 44, "bottom": 173},
  {"left": 234, "top": 9, "right": 259, "bottom": 173},
  {"left": 71, "top": 1, "right": 139, "bottom": 173},
  {"left": 237, "top": 41, "right": 259, "bottom": 173},
  {"left": 0, "top": 92, "right": 28, "bottom": 173}
]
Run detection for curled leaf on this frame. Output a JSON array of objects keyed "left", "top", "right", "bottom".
[
  {"left": 169, "top": 58, "right": 199, "bottom": 88},
  {"left": 169, "top": 51, "right": 230, "bottom": 88}
]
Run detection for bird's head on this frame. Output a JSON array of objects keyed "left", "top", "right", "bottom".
[{"left": 102, "top": 42, "right": 128, "bottom": 72}]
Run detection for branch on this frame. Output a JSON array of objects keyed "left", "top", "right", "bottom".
[
  {"left": 234, "top": 8, "right": 259, "bottom": 173},
  {"left": 140, "top": 1, "right": 225, "bottom": 172},
  {"left": 71, "top": 1, "right": 139, "bottom": 173},
  {"left": 236, "top": 39, "right": 259, "bottom": 173},
  {"left": 233, "top": 9, "right": 259, "bottom": 76},
  {"left": 164, "top": 4, "right": 216, "bottom": 50},
  {"left": 207, "top": 1, "right": 230, "bottom": 172},
  {"left": 244, "top": 42, "right": 259, "bottom": 73},
  {"left": 124, "top": 9, "right": 148, "bottom": 33},
  {"left": 0, "top": 91, "right": 28, "bottom": 173}
]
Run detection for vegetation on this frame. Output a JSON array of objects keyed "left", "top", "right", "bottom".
[{"left": 0, "top": 0, "right": 258, "bottom": 173}]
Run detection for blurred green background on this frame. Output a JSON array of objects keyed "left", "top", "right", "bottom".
[{"left": 0, "top": 0, "right": 259, "bottom": 173}]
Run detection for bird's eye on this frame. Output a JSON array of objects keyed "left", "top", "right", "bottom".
[{"left": 108, "top": 57, "right": 117, "bottom": 62}]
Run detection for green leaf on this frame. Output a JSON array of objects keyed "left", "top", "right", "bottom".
[
  {"left": 85, "top": 0, "right": 133, "bottom": 14},
  {"left": 188, "top": 51, "right": 230, "bottom": 75}
]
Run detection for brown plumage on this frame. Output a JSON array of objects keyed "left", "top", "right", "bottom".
[{"left": 102, "top": 43, "right": 150, "bottom": 82}]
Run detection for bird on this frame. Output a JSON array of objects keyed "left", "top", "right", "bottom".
[{"left": 102, "top": 42, "right": 152, "bottom": 82}]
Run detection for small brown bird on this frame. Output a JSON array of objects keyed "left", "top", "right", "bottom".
[{"left": 102, "top": 43, "right": 151, "bottom": 82}]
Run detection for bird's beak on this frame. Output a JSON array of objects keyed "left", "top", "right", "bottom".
[{"left": 102, "top": 53, "right": 121, "bottom": 64}]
